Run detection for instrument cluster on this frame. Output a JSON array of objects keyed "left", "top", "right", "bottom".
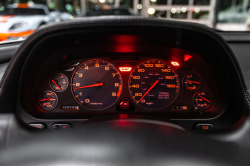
[{"left": 35, "top": 56, "right": 217, "bottom": 119}]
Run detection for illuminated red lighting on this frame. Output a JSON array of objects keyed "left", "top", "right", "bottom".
[
  {"left": 184, "top": 55, "right": 192, "bottom": 62},
  {"left": 171, "top": 61, "right": 180, "bottom": 67},
  {"left": 117, "top": 85, "right": 122, "bottom": 97},
  {"left": 119, "top": 67, "right": 132, "bottom": 72},
  {"left": 119, "top": 114, "right": 128, "bottom": 119}
]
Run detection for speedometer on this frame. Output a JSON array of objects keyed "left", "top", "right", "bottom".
[{"left": 128, "top": 59, "right": 180, "bottom": 110}]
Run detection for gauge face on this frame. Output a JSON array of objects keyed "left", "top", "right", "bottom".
[
  {"left": 50, "top": 73, "right": 68, "bottom": 92},
  {"left": 128, "top": 59, "right": 180, "bottom": 110},
  {"left": 72, "top": 59, "right": 123, "bottom": 110},
  {"left": 193, "top": 92, "right": 211, "bottom": 110},
  {"left": 183, "top": 74, "right": 201, "bottom": 91},
  {"left": 39, "top": 91, "right": 58, "bottom": 110}
]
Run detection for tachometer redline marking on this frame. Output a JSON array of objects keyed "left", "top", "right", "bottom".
[
  {"left": 137, "top": 80, "right": 159, "bottom": 103},
  {"left": 74, "top": 83, "right": 104, "bottom": 89}
]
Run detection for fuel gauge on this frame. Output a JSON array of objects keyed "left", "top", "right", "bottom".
[
  {"left": 193, "top": 92, "right": 211, "bottom": 110},
  {"left": 50, "top": 73, "right": 68, "bottom": 92},
  {"left": 183, "top": 74, "right": 201, "bottom": 91},
  {"left": 39, "top": 91, "right": 58, "bottom": 110}
]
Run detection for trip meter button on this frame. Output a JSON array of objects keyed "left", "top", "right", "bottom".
[{"left": 128, "top": 59, "right": 180, "bottom": 110}]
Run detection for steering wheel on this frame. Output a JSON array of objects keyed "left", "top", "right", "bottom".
[{"left": 1, "top": 118, "right": 250, "bottom": 166}]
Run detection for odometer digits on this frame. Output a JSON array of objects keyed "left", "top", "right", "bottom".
[
  {"left": 129, "top": 59, "right": 180, "bottom": 110},
  {"left": 72, "top": 60, "right": 122, "bottom": 110}
]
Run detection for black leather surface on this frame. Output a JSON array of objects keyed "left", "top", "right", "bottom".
[{"left": 1, "top": 120, "right": 250, "bottom": 166}]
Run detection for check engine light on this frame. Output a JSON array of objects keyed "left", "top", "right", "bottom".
[
  {"left": 171, "top": 61, "right": 180, "bottom": 67},
  {"left": 119, "top": 67, "right": 132, "bottom": 72}
]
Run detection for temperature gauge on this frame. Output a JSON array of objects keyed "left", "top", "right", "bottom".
[
  {"left": 183, "top": 74, "right": 201, "bottom": 91},
  {"left": 50, "top": 73, "right": 68, "bottom": 92},
  {"left": 193, "top": 92, "right": 211, "bottom": 110},
  {"left": 39, "top": 91, "right": 58, "bottom": 110}
]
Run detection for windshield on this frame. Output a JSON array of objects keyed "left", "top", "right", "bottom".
[{"left": 0, "top": 0, "right": 249, "bottom": 43}]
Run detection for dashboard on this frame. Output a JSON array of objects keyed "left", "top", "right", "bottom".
[{"left": 20, "top": 36, "right": 227, "bottom": 121}]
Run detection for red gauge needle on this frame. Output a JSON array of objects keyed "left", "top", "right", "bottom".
[
  {"left": 137, "top": 80, "right": 159, "bottom": 103},
  {"left": 187, "top": 80, "right": 200, "bottom": 84},
  {"left": 40, "top": 98, "right": 55, "bottom": 101},
  {"left": 199, "top": 95, "right": 210, "bottom": 103},
  {"left": 74, "top": 83, "right": 104, "bottom": 89},
  {"left": 52, "top": 80, "right": 62, "bottom": 89}
]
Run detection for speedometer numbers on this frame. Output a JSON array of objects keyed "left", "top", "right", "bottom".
[
  {"left": 72, "top": 60, "right": 123, "bottom": 110},
  {"left": 129, "top": 60, "right": 180, "bottom": 110}
]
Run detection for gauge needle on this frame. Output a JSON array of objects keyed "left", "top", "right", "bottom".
[
  {"left": 137, "top": 80, "right": 159, "bottom": 103},
  {"left": 199, "top": 95, "right": 210, "bottom": 102},
  {"left": 187, "top": 80, "right": 200, "bottom": 84},
  {"left": 74, "top": 83, "right": 104, "bottom": 89},
  {"left": 40, "top": 98, "right": 55, "bottom": 101},
  {"left": 52, "top": 80, "right": 62, "bottom": 89}
]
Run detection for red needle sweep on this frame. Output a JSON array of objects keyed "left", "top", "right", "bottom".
[
  {"left": 187, "top": 80, "right": 200, "bottom": 84},
  {"left": 52, "top": 80, "right": 62, "bottom": 89},
  {"left": 40, "top": 98, "right": 54, "bottom": 101},
  {"left": 199, "top": 95, "right": 210, "bottom": 102},
  {"left": 137, "top": 80, "right": 159, "bottom": 103},
  {"left": 74, "top": 83, "right": 104, "bottom": 89}
]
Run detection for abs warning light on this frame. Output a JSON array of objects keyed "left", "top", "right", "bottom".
[{"left": 119, "top": 67, "right": 132, "bottom": 72}]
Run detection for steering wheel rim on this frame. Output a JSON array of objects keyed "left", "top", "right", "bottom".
[{"left": 1, "top": 119, "right": 250, "bottom": 166}]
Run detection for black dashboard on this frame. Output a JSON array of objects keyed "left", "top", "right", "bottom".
[
  {"left": 22, "top": 43, "right": 227, "bottom": 120},
  {"left": 0, "top": 17, "right": 247, "bottom": 131}
]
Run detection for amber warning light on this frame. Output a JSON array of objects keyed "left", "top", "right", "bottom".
[{"left": 119, "top": 67, "right": 132, "bottom": 72}]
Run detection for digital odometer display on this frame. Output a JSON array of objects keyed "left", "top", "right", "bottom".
[
  {"left": 72, "top": 59, "right": 122, "bottom": 110},
  {"left": 128, "top": 59, "right": 180, "bottom": 110}
]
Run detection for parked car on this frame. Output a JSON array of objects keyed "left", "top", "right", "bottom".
[{"left": 0, "top": 4, "right": 73, "bottom": 42}]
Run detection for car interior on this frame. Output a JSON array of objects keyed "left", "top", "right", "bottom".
[{"left": 1, "top": 16, "right": 250, "bottom": 165}]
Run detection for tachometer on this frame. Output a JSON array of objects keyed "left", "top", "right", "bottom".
[
  {"left": 128, "top": 59, "right": 180, "bottom": 110},
  {"left": 72, "top": 59, "right": 122, "bottom": 110}
]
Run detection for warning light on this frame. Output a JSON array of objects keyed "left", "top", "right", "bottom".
[
  {"left": 184, "top": 55, "right": 192, "bottom": 62},
  {"left": 119, "top": 67, "right": 132, "bottom": 72},
  {"left": 119, "top": 114, "right": 128, "bottom": 119},
  {"left": 171, "top": 61, "right": 180, "bottom": 67}
]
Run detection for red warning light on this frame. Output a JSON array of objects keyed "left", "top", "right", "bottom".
[
  {"left": 119, "top": 67, "right": 132, "bottom": 72},
  {"left": 119, "top": 114, "right": 128, "bottom": 119},
  {"left": 184, "top": 55, "right": 192, "bottom": 62},
  {"left": 171, "top": 61, "right": 180, "bottom": 67}
]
